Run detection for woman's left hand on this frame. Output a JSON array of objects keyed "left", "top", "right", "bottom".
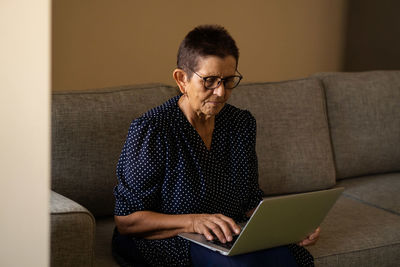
[{"left": 298, "top": 227, "right": 320, "bottom": 246}]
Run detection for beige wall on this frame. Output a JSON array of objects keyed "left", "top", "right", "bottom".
[
  {"left": 53, "top": 0, "right": 347, "bottom": 91},
  {"left": 0, "top": 0, "right": 50, "bottom": 266}
]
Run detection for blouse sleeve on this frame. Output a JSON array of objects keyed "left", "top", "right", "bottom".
[
  {"left": 241, "top": 112, "right": 264, "bottom": 213},
  {"left": 114, "top": 117, "right": 165, "bottom": 216}
]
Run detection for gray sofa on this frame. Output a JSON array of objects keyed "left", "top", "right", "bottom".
[{"left": 51, "top": 70, "right": 400, "bottom": 266}]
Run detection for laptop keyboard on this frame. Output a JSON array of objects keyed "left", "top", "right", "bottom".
[{"left": 209, "top": 235, "right": 239, "bottom": 249}]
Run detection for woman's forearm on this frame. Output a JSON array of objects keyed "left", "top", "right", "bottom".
[
  {"left": 115, "top": 211, "right": 241, "bottom": 242},
  {"left": 115, "top": 211, "right": 195, "bottom": 239}
]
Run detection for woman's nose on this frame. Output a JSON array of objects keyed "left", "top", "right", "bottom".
[{"left": 213, "top": 82, "right": 225, "bottom": 97}]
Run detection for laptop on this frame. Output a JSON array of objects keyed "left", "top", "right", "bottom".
[{"left": 179, "top": 187, "right": 343, "bottom": 256}]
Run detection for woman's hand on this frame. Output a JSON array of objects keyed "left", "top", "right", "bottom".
[
  {"left": 298, "top": 227, "right": 320, "bottom": 246},
  {"left": 191, "top": 214, "right": 241, "bottom": 243}
]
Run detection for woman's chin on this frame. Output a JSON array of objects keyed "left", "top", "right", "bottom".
[{"left": 202, "top": 104, "right": 224, "bottom": 117}]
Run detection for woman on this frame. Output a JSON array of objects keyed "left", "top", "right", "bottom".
[{"left": 113, "top": 25, "right": 319, "bottom": 267}]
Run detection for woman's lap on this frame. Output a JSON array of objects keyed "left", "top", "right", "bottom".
[
  {"left": 190, "top": 242, "right": 298, "bottom": 267},
  {"left": 112, "top": 228, "right": 299, "bottom": 267}
]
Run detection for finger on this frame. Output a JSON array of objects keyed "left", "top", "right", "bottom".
[
  {"left": 213, "top": 216, "right": 236, "bottom": 242},
  {"left": 299, "top": 234, "right": 319, "bottom": 246},
  {"left": 199, "top": 225, "right": 214, "bottom": 241},
  {"left": 309, "top": 227, "right": 321, "bottom": 240},
  {"left": 205, "top": 221, "right": 226, "bottom": 243},
  {"left": 299, "top": 239, "right": 312, "bottom": 246},
  {"left": 218, "top": 214, "right": 241, "bottom": 235}
]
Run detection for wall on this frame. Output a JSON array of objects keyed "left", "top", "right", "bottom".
[
  {"left": 345, "top": 0, "right": 400, "bottom": 71},
  {"left": 52, "top": 0, "right": 348, "bottom": 91},
  {"left": 0, "top": 1, "right": 50, "bottom": 266}
]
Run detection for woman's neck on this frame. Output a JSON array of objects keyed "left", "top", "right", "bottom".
[
  {"left": 178, "top": 96, "right": 215, "bottom": 150},
  {"left": 178, "top": 96, "right": 215, "bottom": 127}
]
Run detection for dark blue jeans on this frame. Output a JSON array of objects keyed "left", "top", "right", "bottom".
[{"left": 190, "top": 242, "right": 298, "bottom": 267}]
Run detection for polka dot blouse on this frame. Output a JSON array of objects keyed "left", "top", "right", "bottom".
[{"left": 113, "top": 95, "right": 314, "bottom": 266}]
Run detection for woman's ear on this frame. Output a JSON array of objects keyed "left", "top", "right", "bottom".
[{"left": 173, "top": 69, "right": 188, "bottom": 94}]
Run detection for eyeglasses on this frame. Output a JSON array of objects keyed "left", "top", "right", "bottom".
[{"left": 191, "top": 69, "right": 243, "bottom": 90}]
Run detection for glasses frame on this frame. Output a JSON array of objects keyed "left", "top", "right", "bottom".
[{"left": 190, "top": 69, "right": 243, "bottom": 90}]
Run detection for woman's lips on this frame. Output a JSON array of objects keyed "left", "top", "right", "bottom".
[{"left": 207, "top": 100, "right": 224, "bottom": 105}]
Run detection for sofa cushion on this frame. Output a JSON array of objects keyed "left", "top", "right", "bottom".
[
  {"left": 229, "top": 79, "right": 336, "bottom": 195},
  {"left": 308, "top": 195, "right": 400, "bottom": 266},
  {"left": 51, "top": 191, "right": 96, "bottom": 267},
  {"left": 52, "top": 84, "right": 179, "bottom": 217},
  {"left": 314, "top": 71, "right": 400, "bottom": 179},
  {"left": 337, "top": 172, "right": 400, "bottom": 215}
]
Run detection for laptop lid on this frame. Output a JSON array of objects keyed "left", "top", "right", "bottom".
[{"left": 179, "top": 187, "right": 343, "bottom": 256}]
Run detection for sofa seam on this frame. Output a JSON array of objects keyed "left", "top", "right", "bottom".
[
  {"left": 52, "top": 210, "right": 94, "bottom": 216},
  {"left": 315, "top": 242, "right": 400, "bottom": 260},
  {"left": 342, "top": 193, "right": 400, "bottom": 216},
  {"left": 338, "top": 170, "right": 400, "bottom": 181},
  {"left": 316, "top": 78, "right": 338, "bottom": 186}
]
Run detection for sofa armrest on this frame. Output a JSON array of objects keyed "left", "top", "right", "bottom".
[{"left": 50, "top": 190, "right": 96, "bottom": 267}]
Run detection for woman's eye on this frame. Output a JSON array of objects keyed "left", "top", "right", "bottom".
[
  {"left": 206, "top": 77, "right": 218, "bottom": 84},
  {"left": 205, "top": 77, "right": 219, "bottom": 87}
]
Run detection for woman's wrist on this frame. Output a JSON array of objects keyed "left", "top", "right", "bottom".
[{"left": 184, "top": 213, "right": 196, "bottom": 233}]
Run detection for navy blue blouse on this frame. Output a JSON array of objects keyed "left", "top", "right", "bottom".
[{"left": 114, "top": 95, "right": 263, "bottom": 266}]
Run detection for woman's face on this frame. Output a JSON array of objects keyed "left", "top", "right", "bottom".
[{"left": 184, "top": 55, "right": 237, "bottom": 118}]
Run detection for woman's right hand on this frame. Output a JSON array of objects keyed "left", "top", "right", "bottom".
[
  {"left": 115, "top": 211, "right": 241, "bottom": 241},
  {"left": 191, "top": 214, "right": 241, "bottom": 243}
]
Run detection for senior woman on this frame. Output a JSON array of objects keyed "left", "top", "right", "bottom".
[{"left": 112, "top": 25, "right": 319, "bottom": 267}]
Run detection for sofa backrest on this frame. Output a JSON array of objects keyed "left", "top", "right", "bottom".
[
  {"left": 314, "top": 71, "right": 400, "bottom": 179},
  {"left": 229, "top": 78, "right": 336, "bottom": 195},
  {"left": 52, "top": 78, "right": 338, "bottom": 216},
  {"left": 52, "top": 84, "right": 178, "bottom": 217}
]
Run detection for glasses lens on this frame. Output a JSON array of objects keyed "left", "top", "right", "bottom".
[
  {"left": 202, "top": 75, "right": 242, "bottom": 89},
  {"left": 204, "top": 76, "right": 221, "bottom": 89},
  {"left": 224, "top": 76, "right": 241, "bottom": 89}
]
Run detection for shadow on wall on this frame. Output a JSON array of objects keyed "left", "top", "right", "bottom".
[{"left": 344, "top": 0, "right": 400, "bottom": 71}]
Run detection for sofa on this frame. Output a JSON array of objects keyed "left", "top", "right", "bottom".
[{"left": 51, "top": 70, "right": 400, "bottom": 266}]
